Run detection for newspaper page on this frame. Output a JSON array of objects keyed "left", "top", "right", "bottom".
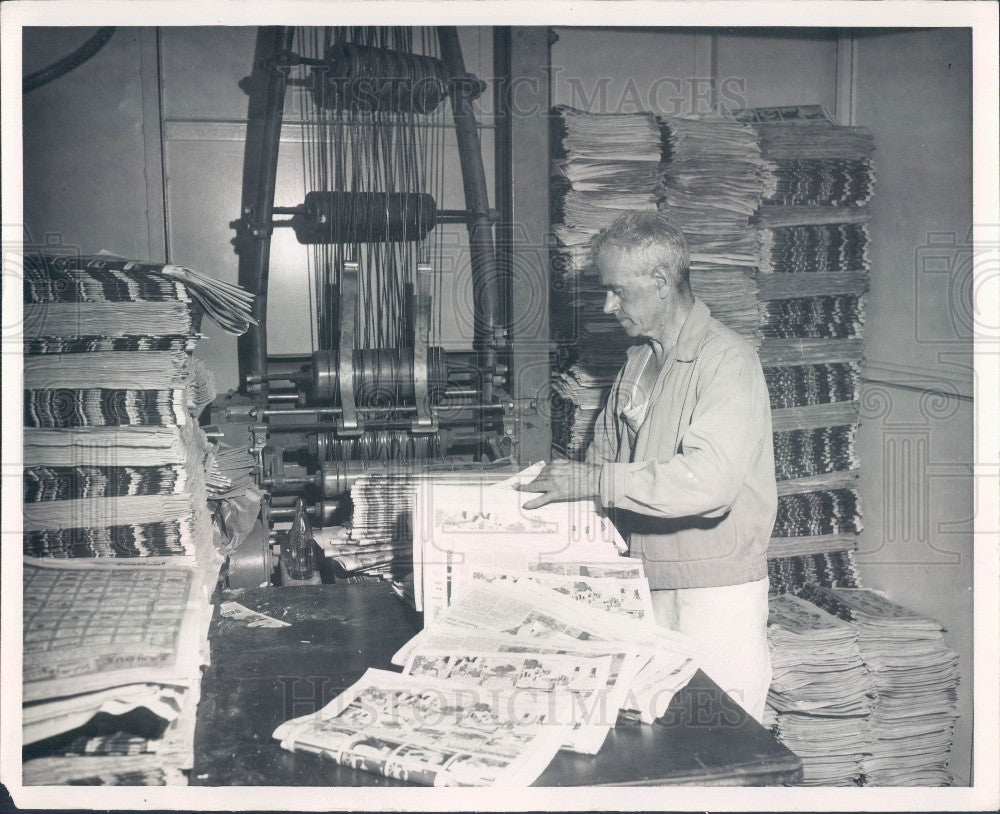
[
  {"left": 412, "top": 475, "right": 627, "bottom": 622},
  {"left": 403, "top": 627, "right": 645, "bottom": 754},
  {"left": 451, "top": 561, "right": 655, "bottom": 622},
  {"left": 23, "top": 683, "right": 184, "bottom": 745},
  {"left": 394, "top": 582, "right": 699, "bottom": 724},
  {"left": 22, "top": 557, "right": 204, "bottom": 703},
  {"left": 272, "top": 668, "right": 568, "bottom": 787}
]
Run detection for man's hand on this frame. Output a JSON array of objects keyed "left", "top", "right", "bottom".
[{"left": 514, "top": 460, "right": 601, "bottom": 510}]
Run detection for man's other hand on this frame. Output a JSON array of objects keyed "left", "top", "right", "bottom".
[{"left": 514, "top": 460, "right": 601, "bottom": 510}]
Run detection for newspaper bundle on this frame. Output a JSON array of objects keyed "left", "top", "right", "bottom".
[{"left": 21, "top": 252, "right": 251, "bottom": 785}]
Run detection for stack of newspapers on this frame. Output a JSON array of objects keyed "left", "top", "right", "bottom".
[
  {"left": 21, "top": 252, "right": 252, "bottom": 785},
  {"left": 765, "top": 593, "right": 874, "bottom": 785},
  {"left": 549, "top": 105, "right": 663, "bottom": 459},
  {"left": 799, "top": 586, "right": 961, "bottom": 786},
  {"left": 273, "top": 468, "right": 700, "bottom": 786},
  {"left": 22, "top": 557, "right": 209, "bottom": 785},
  {"left": 658, "top": 114, "right": 768, "bottom": 343},
  {"left": 745, "top": 110, "right": 872, "bottom": 595},
  {"left": 755, "top": 123, "right": 875, "bottom": 209},
  {"left": 322, "top": 465, "right": 519, "bottom": 580}
]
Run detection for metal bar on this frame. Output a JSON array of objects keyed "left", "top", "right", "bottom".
[
  {"left": 835, "top": 29, "right": 858, "bottom": 127},
  {"left": 258, "top": 403, "right": 505, "bottom": 418},
  {"left": 336, "top": 262, "right": 362, "bottom": 435},
  {"left": 438, "top": 26, "right": 501, "bottom": 462},
  {"left": 411, "top": 263, "right": 435, "bottom": 432},
  {"left": 265, "top": 420, "right": 497, "bottom": 433},
  {"left": 236, "top": 26, "right": 296, "bottom": 395},
  {"left": 504, "top": 28, "right": 553, "bottom": 465},
  {"left": 435, "top": 210, "right": 473, "bottom": 224},
  {"left": 494, "top": 28, "right": 513, "bottom": 347},
  {"left": 139, "top": 28, "right": 168, "bottom": 262}
]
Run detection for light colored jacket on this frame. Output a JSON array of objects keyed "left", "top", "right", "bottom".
[{"left": 585, "top": 298, "right": 777, "bottom": 589}]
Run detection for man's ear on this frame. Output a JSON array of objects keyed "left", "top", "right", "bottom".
[{"left": 650, "top": 266, "right": 671, "bottom": 298}]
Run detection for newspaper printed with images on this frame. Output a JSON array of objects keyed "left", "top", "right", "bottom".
[
  {"left": 402, "top": 626, "right": 646, "bottom": 754},
  {"left": 451, "top": 559, "right": 655, "bottom": 622},
  {"left": 22, "top": 556, "right": 204, "bottom": 703},
  {"left": 412, "top": 465, "right": 627, "bottom": 623},
  {"left": 272, "top": 668, "right": 568, "bottom": 786},
  {"left": 394, "top": 581, "right": 700, "bottom": 724}
]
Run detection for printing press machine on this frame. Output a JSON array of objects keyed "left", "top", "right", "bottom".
[{"left": 209, "top": 27, "right": 550, "bottom": 588}]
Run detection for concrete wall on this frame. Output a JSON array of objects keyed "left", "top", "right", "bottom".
[
  {"left": 853, "top": 28, "right": 974, "bottom": 786},
  {"left": 552, "top": 27, "right": 838, "bottom": 116},
  {"left": 23, "top": 27, "right": 156, "bottom": 259}
]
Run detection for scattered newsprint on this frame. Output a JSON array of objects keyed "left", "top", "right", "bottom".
[{"left": 273, "top": 466, "right": 700, "bottom": 786}]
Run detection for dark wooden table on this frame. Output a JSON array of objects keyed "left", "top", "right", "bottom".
[{"left": 192, "top": 583, "right": 802, "bottom": 786}]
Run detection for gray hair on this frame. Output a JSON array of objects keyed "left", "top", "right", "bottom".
[{"left": 591, "top": 210, "right": 691, "bottom": 293}]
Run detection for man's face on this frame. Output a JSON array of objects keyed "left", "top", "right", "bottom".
[{"left": 596, "top": 246, "right": 663, "bottom": 338}]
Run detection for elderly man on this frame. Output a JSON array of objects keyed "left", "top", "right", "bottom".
[{"left": 519, "top": 210, "right": 777, "bottom": 722}]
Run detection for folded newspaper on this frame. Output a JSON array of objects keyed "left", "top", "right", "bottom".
[
  {"left": 401, "top": 627, "right": 644, "bottom": 755},
  {"left": 412, "top": 464, "right": 628, "bottom": 623},
  {"left": 272, "top": 669, "right": 568, "bottom": 786},
  {"left": 395, "top": 581, "right": 699, "bottom": 726}
]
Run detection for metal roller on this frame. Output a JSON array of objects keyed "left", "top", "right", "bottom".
[
  {"left": 309, "top": 429, "right": 440, "bottom": 462},
  {"left": 265, "top": 459, "right": 387, "bottom": 497},
  {"left": 225, "top": 515, "right": 273, "bottom": 589},
  {"left": 269, "top": 499, "right": 339, "bottom": 526},
  {"left": 311, "top": 43, "right": 451, "bottom": 114},
  {"left": 287, "top": 191, "right": 437, "bottom": 244},
  {"left": 310, "top": 347, "right": 447, "bottom": 406}
]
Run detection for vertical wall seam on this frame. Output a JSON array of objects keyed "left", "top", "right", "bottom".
[
  {"left": 138, "top": 27, "right": 168, "bottom": 261},
  {"left": 155, "top": 28, "right": 171, "bottom": 263},
  {"left": 835, "top": 28, "right": 857, "bottom": 126}
]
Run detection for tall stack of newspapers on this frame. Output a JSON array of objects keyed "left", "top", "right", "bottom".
[
  {"left": 765, "top": 585, "right": 961, "bottom": 786},
  {"left": 21, "top": 252, "right": 252, "bottom": 785},
  {"left": 764, "top": 593, "right": 875, "bottom": 785},
  {"left": 272, "top": 469, "right": 700, "bottom": 786},
  {"left": 657, "top": 115, "right": 768, "bottom": 344},
  {"left": 741, "top": 107, "right": 874, "bottom": 595},
  {"left": 549, "top": 105, "right": 663, "bottom": 458},
  {"left": 799, "top": 585, "right": 961, "bottom": 786}
]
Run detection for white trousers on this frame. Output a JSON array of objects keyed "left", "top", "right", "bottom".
[{"left": 650, "top": 577, "right": 771, "bottom": 723}]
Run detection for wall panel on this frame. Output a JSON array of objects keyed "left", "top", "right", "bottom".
[
  {"left": 853, "top": 27, "right": 974, "bottom": 786},
  {"left": 716, "top": 29, "right": 839, "bottom": 113},
  {"left": 23, "top": 27, "right": 152, "bottom": 258}
]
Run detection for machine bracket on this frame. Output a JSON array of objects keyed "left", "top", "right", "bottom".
[
  {"left": 411, "top": 263, "right": 438, "bottom": 434},
  {"left": 335, "top": 262, "right": 363, "bottom": 437}
]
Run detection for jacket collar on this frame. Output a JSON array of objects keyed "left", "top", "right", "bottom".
[{"left": 674, "top": 298, "right": 711, "bottom": 362}]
